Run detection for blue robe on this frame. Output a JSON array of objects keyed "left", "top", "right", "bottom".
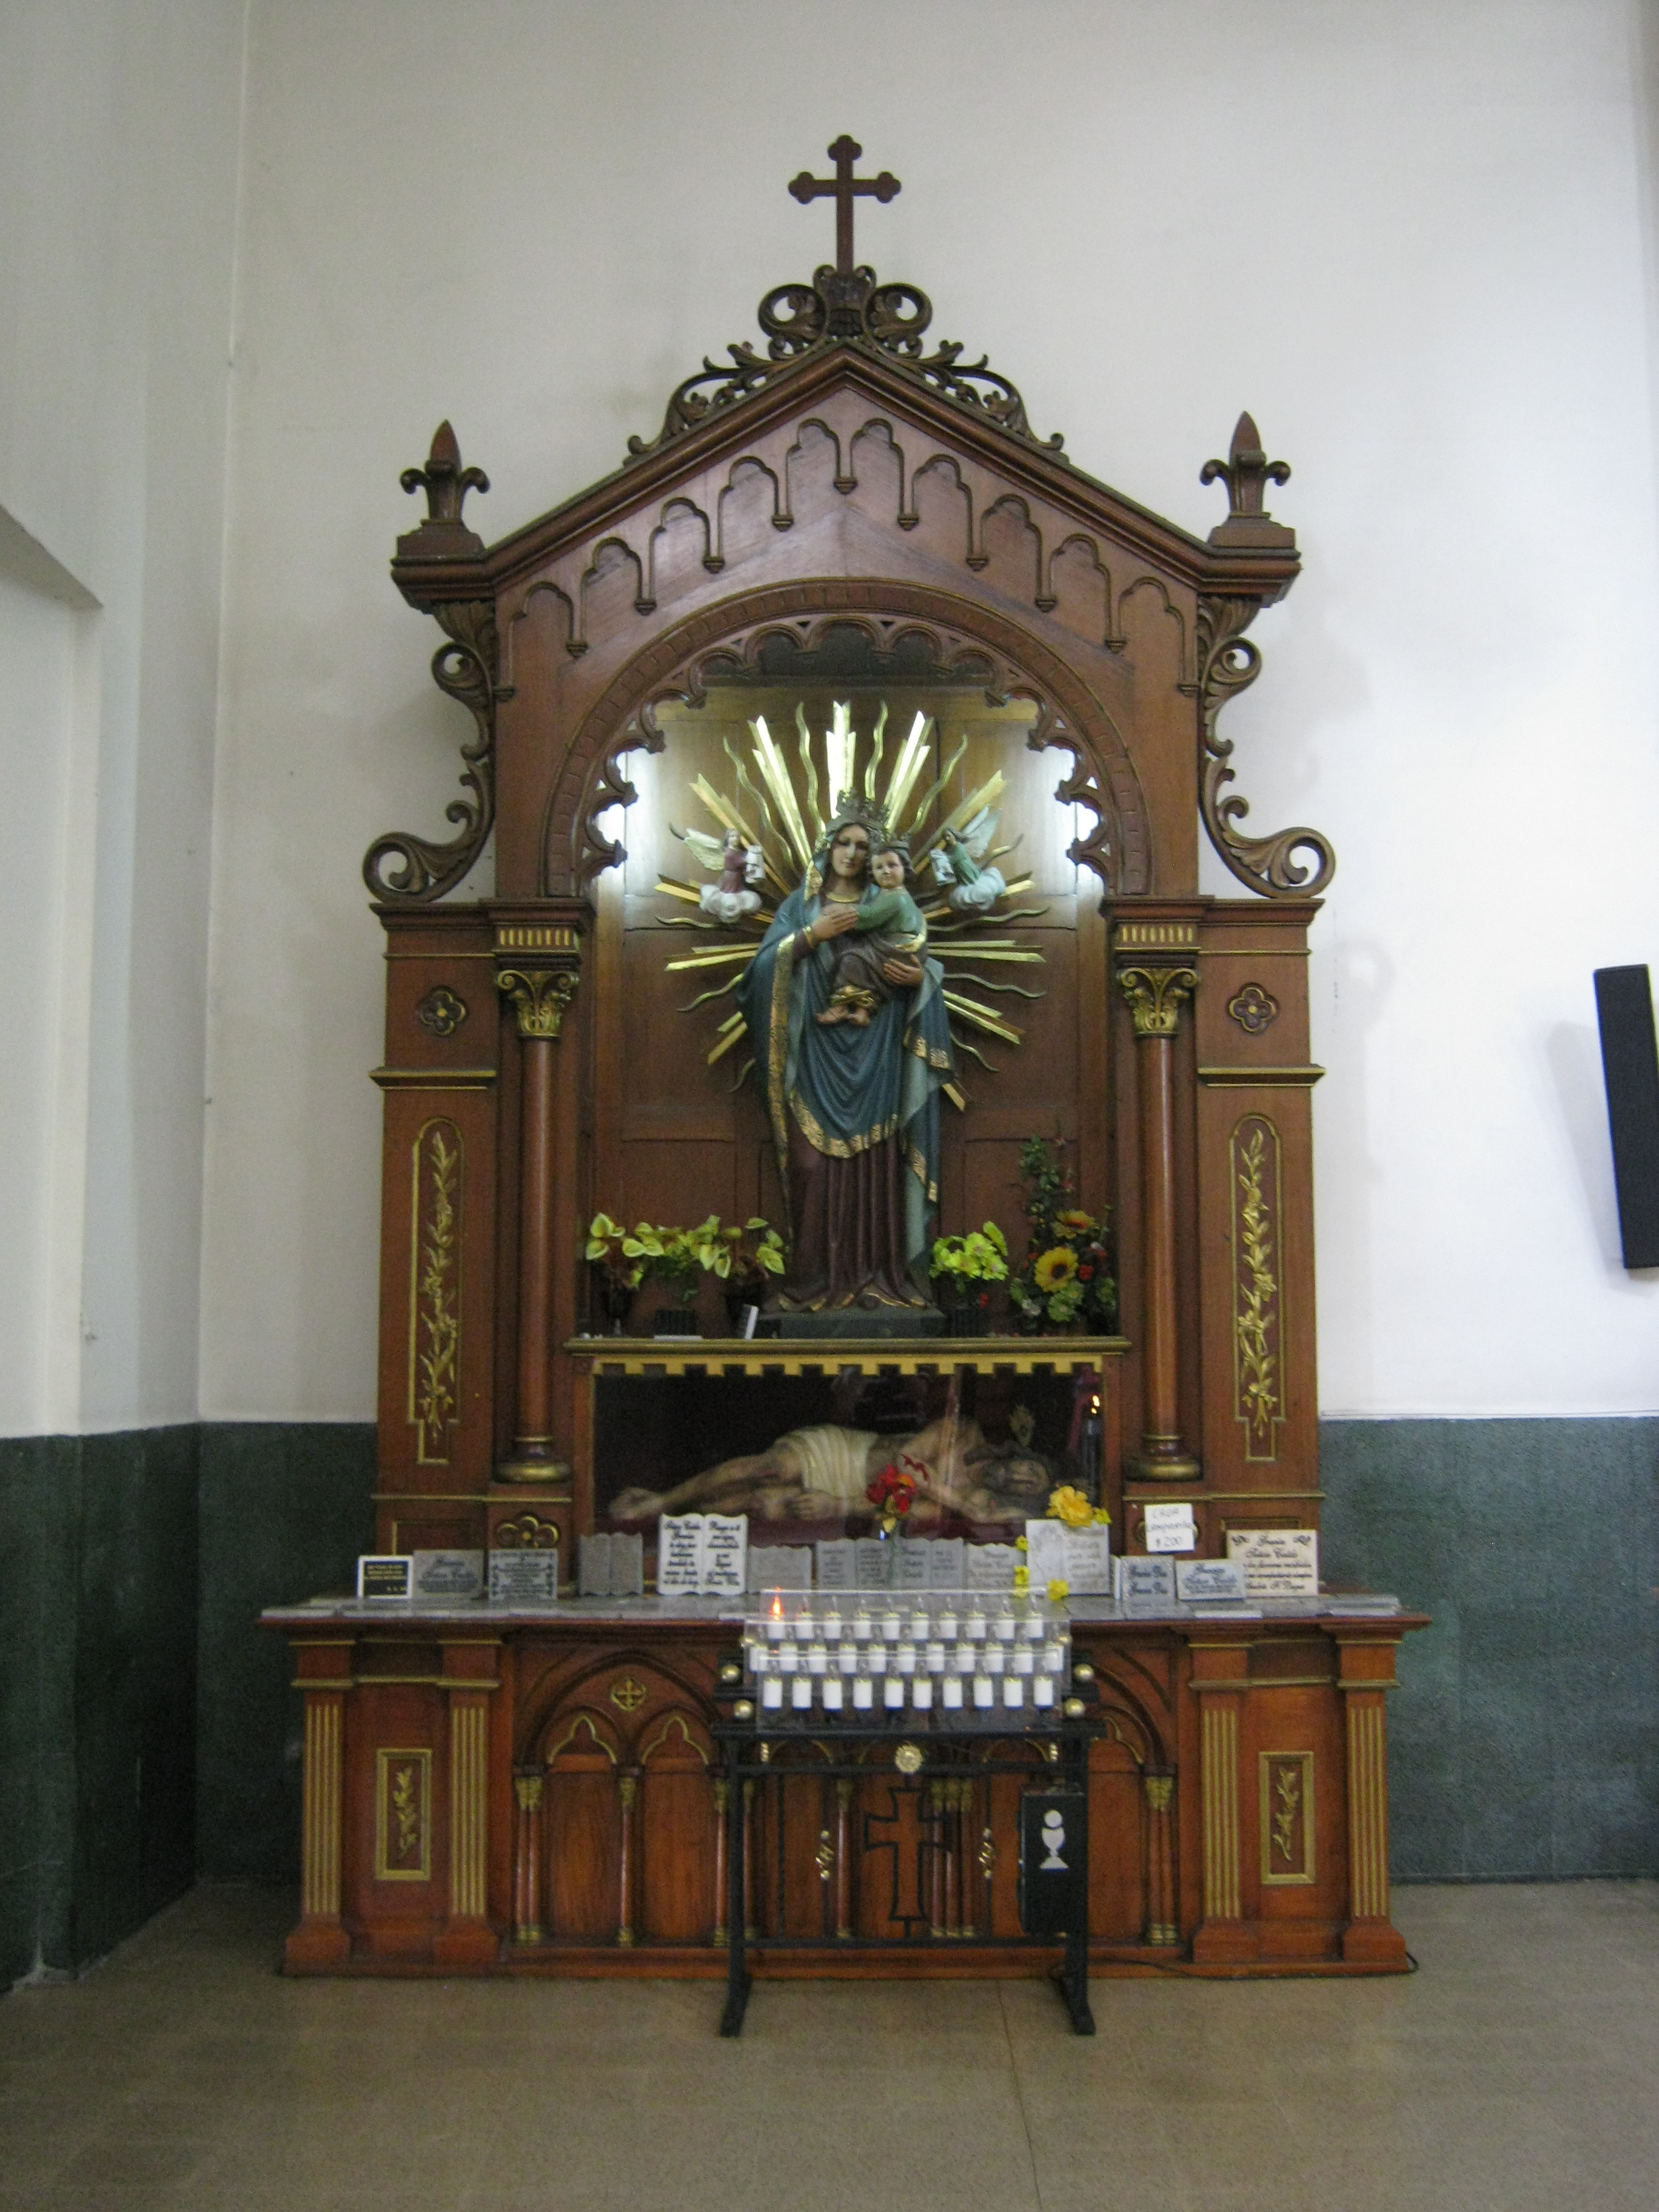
[{"left": 737, "top": 870, "right": 954, "bottom": 1305}]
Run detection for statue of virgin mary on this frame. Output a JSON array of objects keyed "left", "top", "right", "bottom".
[{"left": 736, "top": 795, "right": 955, "bottom": 1313}]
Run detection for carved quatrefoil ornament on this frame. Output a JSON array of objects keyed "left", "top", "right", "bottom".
[{"left": 1227, "top": 983, "right": 1279, "bottom": 1035}]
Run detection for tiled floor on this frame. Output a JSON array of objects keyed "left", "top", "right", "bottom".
[{"left": 2, "top": 1882, "right": 1656, "bottom": 2210}]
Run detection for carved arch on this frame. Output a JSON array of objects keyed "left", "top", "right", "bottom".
[
  {"left": 539, "top": 580, "right": 1155, "bottom": 897},
  {"left": 516, "top": 1648, "right": 716, "bottom": 1763}
]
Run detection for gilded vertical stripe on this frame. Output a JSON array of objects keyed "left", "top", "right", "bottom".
[
  {"left": 1201, "top": 1702, "right": 1241, "bottom": 1921},
  {"left": 301, "top": 1700, "right": 342, "bottom": 1921},
  {"left": 449, "top": 1700, "right": 489, "bottom": 1920},
  {"left": 1346, "top": 1700, "right": 1390, "bottom": 1920}
]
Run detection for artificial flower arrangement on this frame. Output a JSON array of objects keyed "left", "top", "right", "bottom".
[
  {"left": 1007, "top": 1137, "right": 1118, "bottom": 1334},
  {"left": 1014, "top": 1484, "right": 1113, "bottom": 1598},
  {"left": 866, "top": 1455, "right": 922, "bottom": 1536},
  {"left": 928, "top": 1221, "right": 1010, "bottom": 1329}
]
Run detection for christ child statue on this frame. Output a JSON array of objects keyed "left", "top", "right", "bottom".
[{"left": 815, "top": 843, "right": 927, "bottom": 1027}]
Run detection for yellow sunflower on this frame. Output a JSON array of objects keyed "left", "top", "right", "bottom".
[
  {"left": 1055, "top": 1208, "right": 1094, "bottom": 1240},
  {"left": 1033, "top": 1246, "right": 1078, "bottom": 1294}
]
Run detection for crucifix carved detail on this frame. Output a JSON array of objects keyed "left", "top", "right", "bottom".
[{"left": 788, "top": 134, "right": 900, "bottom": 274}]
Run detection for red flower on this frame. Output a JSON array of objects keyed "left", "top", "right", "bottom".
[
  {"left": 866, "top": 1462, "right": 917, "bottom": 1514},
  {"left": 1079, "top": 1265, "right": 1094, "bottom": 1282}
]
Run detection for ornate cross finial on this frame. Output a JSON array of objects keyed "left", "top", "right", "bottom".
[
  {"left": 788, "top": 135, "right": 900, "bottom": 275},
  {"left": 1200, "top": 412, "right": 1293, "bottom": 549}
]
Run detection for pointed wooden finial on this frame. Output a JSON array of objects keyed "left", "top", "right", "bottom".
[
  {"left": 1201, "top": 414, "right": 1294, "bottom": 548},
  {"left": 397, "top": 420, "right": 491, "bottom": 558}
]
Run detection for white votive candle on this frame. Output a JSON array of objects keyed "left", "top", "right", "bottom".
[
  {"left": 762, "top": 1677, "right": 783, "bottom": 1710},
  {"left": 1012, "top": 1648, "right": 1034, "bottom": 1676},
  {"left": 791, "top": 1677, "right": 813, "bottom": 1711},
  {"left": 882, "top": 1609, "right": 902, "bottom": 1643},
  {"left": 912, "top": 1678, "right": 933, "bottom": 1711},
  {"left": 867, "top": 1644, "right": 887, "bottom": 1675},
  {"left": 806, "top": 1643, "right": 828, "bottom": 1676},
  {"left": 822, "top": 1677, "right": 843, "bottom": 1713},
  {"left": 896, "top": 1646, "right": 917, "bottom": 1675},
  {"left": 837, "top": 1642, "right": 859, "bottom": 1675},
  {"left": 994, "top": 1610, "right": 1016, "bottom": 1642},
  {"left": 793, "top": 1612, "right": 814, "bottom": 1642},
  {"left": 925, "top": 1641, "right": 947, "bottom": 1674},
  {"left": 1042, "top": 1641, "right": 1065, "bottom": 1673},
  {"left": 1034, "top": 1677, "right": 1056, "bottom": 1708},
  {"left": 984, "top": 1646, "right": 1005, "bottom": 1675},
  {"left": 1023, "top": 1615, "right": 1045, "bottom": 1641},
  {"left": 765, "top": 1613, "right": 786, "bottom": 1642},
  {"left": 822, "top": 1606, "right": 843, "bottom": 1640},
  {"left": 853, "top": 1676, "right": 874, "bottom": 1711},
  {"left": 1003, "top": 1677, "right": 1025, "bottom": 1709},
  {"left": 967, "top": 1609, "right": 987, "bottom": 1641},
  {"left": 910, "top": 1609, "right": 929, "bottom": 1639},
  {"left": 954, "top": 1643, "right": 976, "bottom": 1674},
  {"left": 973, "top": 1675, "right": 995, "bottom": 1709},
  {"left": 938, "top": 1608, "right": 958, "bottom": 1640},
  {"left": 778, "top": 1643, "right": 799, "bottom": 1674},
  {"left": 853, "top": 1610, "right": 873, "bottom": 1641},
  {"left": 942, "top": 1676, "right": 964, "bottom": 1710},
  {"left": 883, "top": 1678, "right": 905, "bottom": 1711}
]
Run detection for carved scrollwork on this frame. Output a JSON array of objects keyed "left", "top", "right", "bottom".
[
  {"left": 363, "top": 599, "right": 498, "bottom": 903},
  {"left": 1197, "top": 594, "right": 1335, "bottom": 900},
  {"left": 627, "top": 264, "right": 1062, "bottom": 461}
]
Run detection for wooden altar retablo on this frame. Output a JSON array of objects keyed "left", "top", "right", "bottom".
[{"left": 266, "top": 140, "right": 1423, "bottom": 1982}]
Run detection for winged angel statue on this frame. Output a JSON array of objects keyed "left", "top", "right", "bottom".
[{"left": 656, "top": 702, "right": 1045, "bottom": 1316}]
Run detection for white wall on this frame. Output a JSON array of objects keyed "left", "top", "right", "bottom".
[
  {"left": 0, "top": 0, "right": 246, "bottom": 1432},
  {"left": 201, "top": 0, "right": 1659, "bottom": 1420}
]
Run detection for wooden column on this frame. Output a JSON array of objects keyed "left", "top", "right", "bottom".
[
  {"left": 1188, "top": 1638, "right": 1256, "bottom": 1964},
  {"left": 1116, "top": 923, "right": 1200, "bottom": 1481},
  {"left": 512, "top": 1774, "right": 545, "bottom": 1945},
  {"left": 494, "top": 917, "right": 581, "bottom": 1483},
  {"left": 1335, "top": 1632, "right": 1409, "bottom": 1965},
  {"left": 617, "top": 1772, "right": 639, "bottom": 1946},
  {"left": 435, "top": 1639, "right": 500, "bottom": 1966},
  {"left": 1142, "top": 1770, "right": 1179, "bottom": 1946}
]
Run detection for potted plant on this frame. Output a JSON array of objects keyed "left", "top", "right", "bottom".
[
  {"left": 928, "top": 1222, "right": 1010, "bottom": 1336},
  {"left": 708, "top": 1217, "right": 787, "bottom": 1332},
  {"left": 1007, "top": 1138, "right": 1118, "bottom": 1335},
  {"left": 620, "top": 1220, "right": 707, "bottom": 1335},
  {"left": 585, "top": 1213, "right": 640, "bottom": 1333}
]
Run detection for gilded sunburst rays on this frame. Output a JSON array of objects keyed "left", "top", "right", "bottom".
[{"left": 655, "top": 699, "right": 1046, "bottom": 1090}]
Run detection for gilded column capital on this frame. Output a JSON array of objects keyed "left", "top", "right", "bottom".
[
  {"left": 495, "top": 965, "right": 580, "bottom": 1039},
  {"left": 1116, "top": 964, "right": 1198, "bottom": 1038}
]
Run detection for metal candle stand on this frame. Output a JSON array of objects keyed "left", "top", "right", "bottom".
[{"left": 712, "top": 1641, "right": 1103, "bottom": 2037}]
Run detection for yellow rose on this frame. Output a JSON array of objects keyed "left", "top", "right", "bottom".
[{"left": 1047, "top": 1484, "right": 1093, "bottom": 1529}]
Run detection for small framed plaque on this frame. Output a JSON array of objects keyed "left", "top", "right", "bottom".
[
  {"left": 488, "top": 1549, "right": 559, "bottom": 1605},
  {"left": 358, "top": 1555, "right": 413, "bottom": 1601}
]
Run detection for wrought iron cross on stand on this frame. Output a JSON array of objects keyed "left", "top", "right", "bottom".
[{"left": 788, "top": 135, "right": 900, "bottom": 274}]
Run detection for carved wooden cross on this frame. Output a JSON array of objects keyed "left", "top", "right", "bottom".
[{"left": 788, "top": 135, "right": 900, "bottom": 275}]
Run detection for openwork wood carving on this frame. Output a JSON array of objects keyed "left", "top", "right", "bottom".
[
  {"left": 364, "top": 595, "right": 498, "bottom": 902},
  {"left": 544, "top": 594, "right": 1151, "bottom": 897},
  {"left": 1197, "top": 590, "right": 1335, "bottom": 900}
]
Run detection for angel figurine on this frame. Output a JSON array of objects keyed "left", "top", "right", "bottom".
[
  {"left": 928, "top": 810, "right": 1008, "bottom": 913},
  {"left": 679, "top": 824, "right": 765, "bottom": 925}
]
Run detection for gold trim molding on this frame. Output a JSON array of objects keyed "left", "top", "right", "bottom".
[
  {"left": 566, "top": 1335, "right": 1128, "bottom": 1378},
  {"left": 409, "top": 1119, "right": 463, "bottom": 1466},
  {"left": 1231, "top": 1115, "right": 1284, "bottom": 1463}
]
